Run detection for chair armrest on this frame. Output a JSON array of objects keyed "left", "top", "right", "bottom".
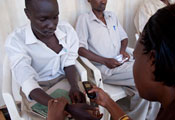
[
  {"left": 2, "top": 56, "right": 22, "bottom": 120},
  {"left": 79, "top": 57, "right": 103, "bottom": 89},
  {"left": 75, "top": 60, "right": 88, "bottom": 82},
  {"left": 2, "top": 93, "right": 22, "bottom": 120},
  {"left": 126, "top": 47, "right": 134, "bottom": 56}
]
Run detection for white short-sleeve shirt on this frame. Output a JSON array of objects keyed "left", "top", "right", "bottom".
[
  {"left": 134, "top": 0, "right": 170, "bottom": 33},
  {"left": 76, "top": 11, "right": 128, "bottom": 64},
  {"left": 5, "top": 21, "right": 79, "bottom": 100}
]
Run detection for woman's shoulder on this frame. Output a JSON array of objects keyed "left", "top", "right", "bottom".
[{"left": 156, "top": 100, "right": 175, "bottom": 120}]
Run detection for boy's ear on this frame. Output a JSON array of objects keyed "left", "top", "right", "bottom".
[
  {"left": 149, "top": 50, "right": 156, "bottom": 72},
  {"left": 24, "top": 8, "right": 31, "bottom": 20}
]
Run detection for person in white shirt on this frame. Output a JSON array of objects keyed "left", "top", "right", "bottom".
[
  {"left": 89, "top": 4, "right": 175, "bottom": 120},
  {"left": 134, "top": 0, "right": 173, "bottom": 34},
  {"left": 76, "top": 0, "right": 160, "bottom": 119},
  {"left": 5, "top": 0, "right": 100, "bottom": 120}
]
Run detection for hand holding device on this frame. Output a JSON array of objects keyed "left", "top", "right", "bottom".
[
  {"left": 82, "top": 81, "right": 96, "bottom": 99},
  {"left": 115, "top": 54, "right": 128, "bottom": 64}
]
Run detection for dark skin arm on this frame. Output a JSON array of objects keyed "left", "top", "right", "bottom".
[
  {"left": 30, "top": 88, "right": 53, "bottom": 106},
  {"left": 89, "top": 86, "right": 131, "bottom": 120},
  {"left": 30, "top": 65, "right": 85, "bottom": 106},
  {"left": 120, "top": 38, "right": 130, "bottom": 60},
  {"left": 79, "top": 47, "right": 121, "bottom": 69},
  {"left": 64, "top": 65, "right": 79, "bottom": 89},
  {"left": 120, "top": 38, "right": 128, "bottom": 53},
  {"left": 64, "top": 65, "right": 86, "bottom": 103}
]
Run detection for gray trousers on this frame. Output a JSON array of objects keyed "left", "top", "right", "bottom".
[{"left": 96, "top": 60, "right": 160, "bottom": 120}]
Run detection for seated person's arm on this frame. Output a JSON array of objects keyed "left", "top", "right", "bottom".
[
  {"left": 5, "top": 39, "right": 53, "bottom": 106},
  {"left": 62, "top": 24, "right": 86, "bottom": 103},
  {"left": 120, "top": 38, "right": 128, "bottom": 52},
  {"left": 30, "top": 88, "right": 53, "bottom": 106},
  {"left": 13, "top": 57, "right": 53, "bottom": 106},
  {"left": 79, "top": 47, "right": 106, "bottom": 65},
  {"left": 79, "top": 47, "right": 121, "bottom": 69},
  {"left": 120, "top": 38, "right": 130, "bottom": 60},
  {"left": 117, "top": 19, "right": 130, "bottom": 60},
  {"left": 64, "top": 65, "right": 86, "bottom": 103}
]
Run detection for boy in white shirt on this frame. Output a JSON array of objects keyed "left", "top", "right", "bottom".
[{"left": 5, "top": 0, "right": 100, "bottom": 119}]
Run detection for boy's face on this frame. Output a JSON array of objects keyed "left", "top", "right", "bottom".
[
  {"left": 88, "top": 0, "right": 107, "bottom": 12},
  {"left": 133, "top": 36, "right": 158, "bottom": 101},
  {"left": 25, "top": 0, "right": 59, "bottom": 39}
]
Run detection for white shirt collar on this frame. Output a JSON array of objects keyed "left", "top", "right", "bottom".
[
  {"left": 89, "top": 10, "right": 112, "bottom": 22},
  {"left": 25, "top": 23, "right": 38, "bottom": 44},
  {"left": 25, "top": 23, "right": 66, "bottom": 45}
]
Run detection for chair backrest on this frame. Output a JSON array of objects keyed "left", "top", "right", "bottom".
[
  {"left": 135, "top": 33, "right": 139, "bottom": 41},
  {"left": 2, "top": 56, "right": 23, "bottom": 120}
]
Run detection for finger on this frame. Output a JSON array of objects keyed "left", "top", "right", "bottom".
[
  {"left": 59, "top": 97, "right": 69, "bottom": 104},
  {"left": 64, "top": 111, "right": 70, "bottom": 116},
  {"left": 61, "top": 100, "right": 68, "bottom": 106},
  {"left": 75, "top": 94, "right": 79, "bottom": 103},
  {"left": 70, "top": 95, "right": 76, "bottom": 104},
  {"left": 53, "top": 99, "right": 59, "bottom": 104},
  {"left": 92, "top": 86, "right": 98, "bottom": 88},
  {"left": 87, "top": 115, "right": 100, "bottom": 120},
  {"left": 116, "top": 61, "right": 122, "bottom": 65},
  {"left": 83, "top": 104, "right": 97, "bottom": 110},
  {"left": 67, "top": 113, "right": 73, "bottom": 119},
  {"left": 80, "top": 93, "right": 86, "bottom": 103},
  {"left": 48, "top": 99, "right": 54, "bottom": 106},
  {"left": 74, "top": 94, "right": 79, "bottom": 103},
  {"left": 88, "top": 87, "right": 100, "bottom": 93},
  {"left": 76, "top": 94, "right": 81, "bottom": 103},
  {"left": 112, "top": 64, "right": 116, "bottom": 68},
  {"left": 72, "top": 108, "right": 99, "bottom": 120},
  {"left": 78, "top": 110, "right": 100, "bottom": 120},
  {"left": 90, "top": 99, "right": 96, "bottom": 103},
  {"left": 127, "top": 55, "right": 130, "bottom": 60},
  {"left": 83, "top": 91, "right": 86, "bottom": 94},
  {"left": 82, "top": 96, "right": 86, "bottom": 103}
]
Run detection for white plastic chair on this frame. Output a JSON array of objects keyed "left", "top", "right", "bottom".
[
  {"left": 2, "top": 56, "right": 87, "bottom": 120},
  {"left": 79, "top": 47, "right": 134, "bottom": 120},
  {"left": 135, "top": 33, "right": 139, "bottom": 41},
  {"left": 2, "top": 56, "right": 24, "bottom": 120}
]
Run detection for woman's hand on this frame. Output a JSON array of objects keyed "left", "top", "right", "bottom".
[
  {"left": 66, "top": 103, "right": 103, "bottom": 120},
  {"left": 89, "top": 86, "right": 112, "bottom": 108},
  {"left": 47, "top": 97, "right": 68, "bottom": 120}
]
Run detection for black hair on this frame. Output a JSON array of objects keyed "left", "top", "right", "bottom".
[
  {"left": 141, "top": 4, "right": 175, "bottom": 87},
  {"left": 25, "top": 0, "right": 32, "bottom": 9}
]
